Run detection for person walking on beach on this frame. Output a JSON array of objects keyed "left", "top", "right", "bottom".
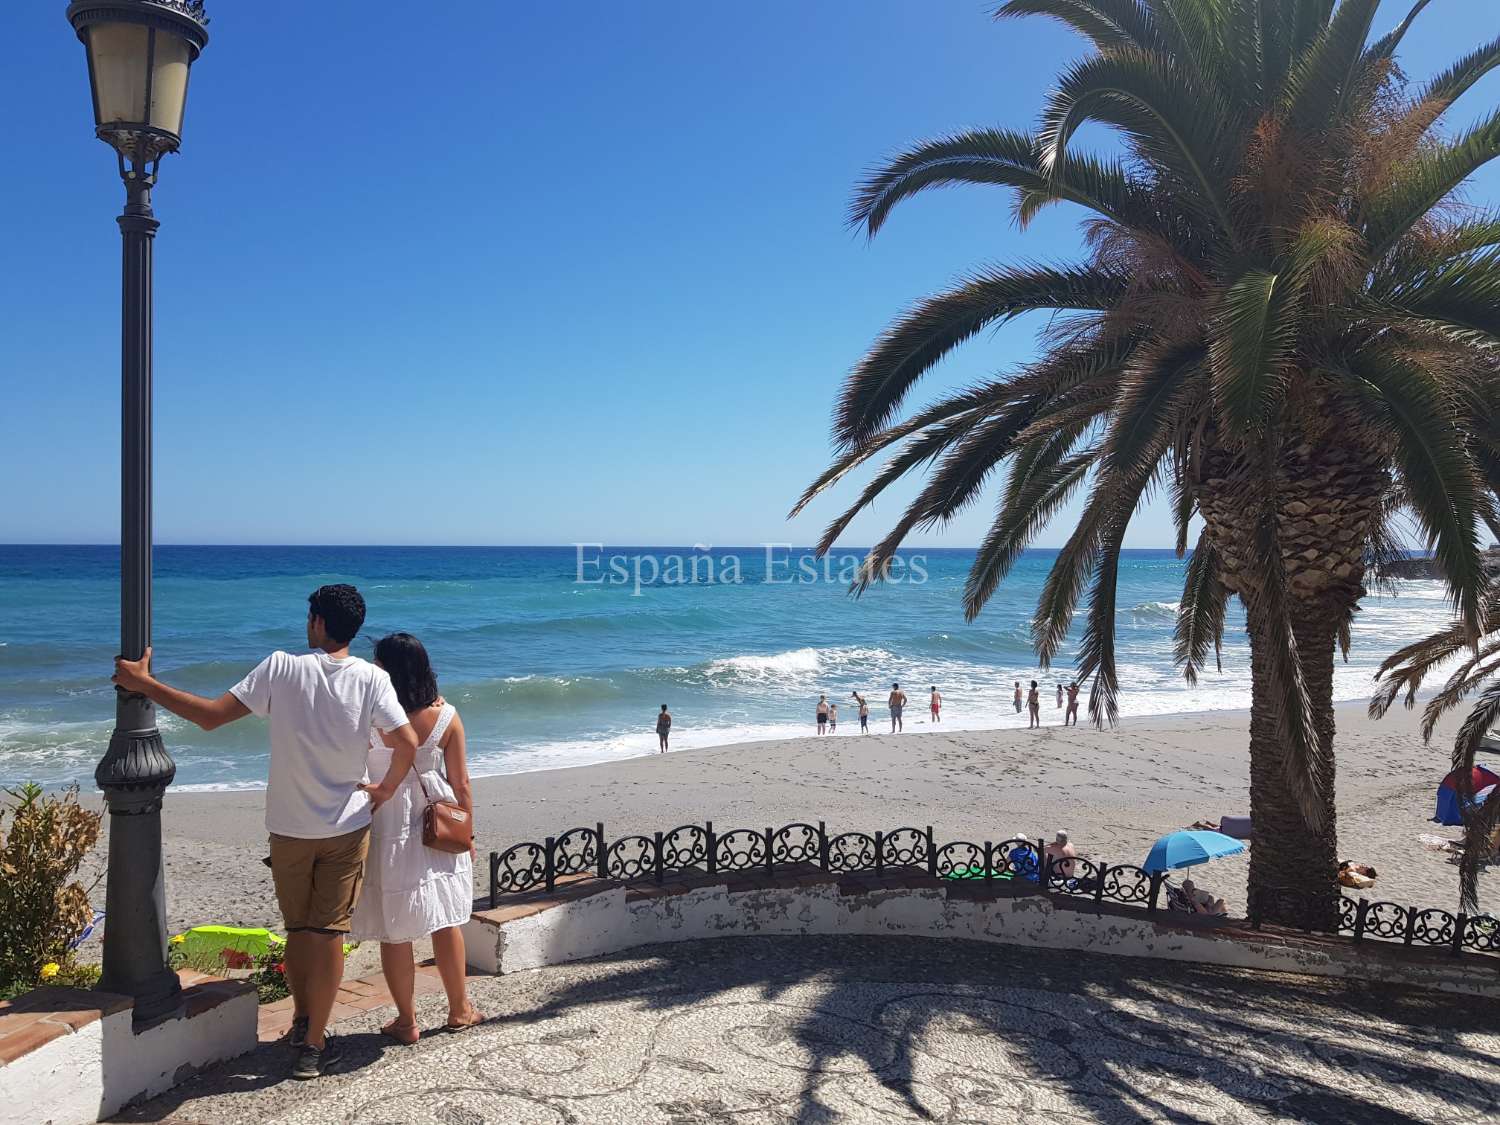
[
  {"left": 1027, "top": 680, "right": 1041, "bottom": 729},
  {"left": 828, "top": 702, "right": 838, "bottom": 733},
  {"left": 656, "top": 704, "right": 672, "bottom": 752},
  {"left": 816, "top": 693, "right": 829, "bottom": 734},
  {"left": 1013, "top": 681, "right": 1023, "bottom": 713},
  {"left": 888, "top": 682, "right": 907, "bottom": 732},
  {"left": 852, "top": 691, "right": 869, "bottom": 733},
  {"left": 1065, "top": 681, "right": 1080, "bottom": 726},
  {"left": 930, "top": 687, "right": 942, "bottom": 723},
  {"left": 350, "top": 633, "right": 482, "bottom": 1045},
  {"left": 111, "top": 585, "right": 418, "bottom": 1080}
]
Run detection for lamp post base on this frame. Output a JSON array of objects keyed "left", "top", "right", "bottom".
[{"left": 96, "top": 708, "right": 181, "bottom": 1024}]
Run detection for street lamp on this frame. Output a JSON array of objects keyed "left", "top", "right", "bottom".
[{"left": 66, "top": 0, "right": 209, "bottom": 1024}]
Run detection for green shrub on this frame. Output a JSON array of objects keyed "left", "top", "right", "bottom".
[{"left": 0, "top": 784, "right": 102, "bottom": 997}]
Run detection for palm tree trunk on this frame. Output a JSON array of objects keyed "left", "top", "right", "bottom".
[
  {"left": 1198, "top": 426, "right": 1386, "bottom": 930},
  {"left": 1245, "top": 598, "right": 1340, "bottom": 930}
]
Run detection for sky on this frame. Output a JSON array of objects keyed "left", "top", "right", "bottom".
[{"left": 4, "top": 1, "right": 1497, "bottom": 548}]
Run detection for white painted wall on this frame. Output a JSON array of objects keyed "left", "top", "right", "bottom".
[
  {"left": 469, "top": 882, "right": 1500, "bottom": 999},
  {"left": 0, "top": 987, "right": 257, "bottom": 1125}
]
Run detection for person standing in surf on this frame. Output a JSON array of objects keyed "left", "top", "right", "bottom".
[
  {"left": 1027, "top": 680, "right": 1041, "bottom": 729},
  {"left": 1056, "top": 683, "right": 1064, "bottom": 709},
  {"left": 852, "top": 690, "right": 869, "bottom": 733},
  {"left": 816, "top": 693, "right": 829, "bottom": 734},
  {"left": 888, "top": 682, "right": 906, "bottom": 732},
  {"left": 656, "top": 704, "right": 672, "bottom": 752},
  {"left": 1065, "top": 681, "right": 1081, "bottom": 727},
  {"left": 1013, "top": 682, "right": 1023, "bottom": 713},
  {"left": 828, "top": 701, "right": 838, "bottom": 733},
  {"left": 929, "top": 686, "right": 941, "bottom": 723}
]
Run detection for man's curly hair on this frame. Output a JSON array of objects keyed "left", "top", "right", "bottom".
[{"left": 307, "top": 584, "right": 366, "bottom": 646}]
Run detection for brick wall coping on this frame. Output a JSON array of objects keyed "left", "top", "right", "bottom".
[{"left": 0, "top": 972, "right": 254, "bottom": 1068}]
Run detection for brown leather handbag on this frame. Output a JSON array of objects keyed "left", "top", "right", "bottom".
[{"left": 413, "top": 770, "right": 473, "bottom": 854}]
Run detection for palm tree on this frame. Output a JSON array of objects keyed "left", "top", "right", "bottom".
[
  {"left": 1371, "top": 586, "right": 1500, "bottom": 913},
  {"left": 794, "top": 0, "right": 1500, "bottom": 928}
]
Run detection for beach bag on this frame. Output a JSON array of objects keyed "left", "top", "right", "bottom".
[{"left": 412, "top": 769, "right": 472, "bottom": 854}]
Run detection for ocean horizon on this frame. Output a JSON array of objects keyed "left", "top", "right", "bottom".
[{"left": 0, "top": 544, "right": 1448, "bottom": 791}]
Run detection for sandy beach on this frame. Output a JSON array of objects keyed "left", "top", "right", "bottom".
[{"left": 76, "top": 696, "right": 1496, "bottom": 975}]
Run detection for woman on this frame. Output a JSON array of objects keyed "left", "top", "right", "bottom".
[
  {"left": 351, "top": 633, "right": 482, "bottom": 1043},
  {"left": 656, "top": 704, "right": 672, "bottom": 752}
]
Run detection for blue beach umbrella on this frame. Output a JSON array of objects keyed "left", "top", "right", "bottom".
[{"left": 1143, "top": 830, "right": 1246, "bottom": 874}]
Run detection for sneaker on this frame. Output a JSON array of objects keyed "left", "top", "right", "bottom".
[
  {"left": 287, "top": 1015, "right": 309, "bottom": 1049},
  {"left": 291, "top": 1034, "right": 343, "bottom": 1080}
]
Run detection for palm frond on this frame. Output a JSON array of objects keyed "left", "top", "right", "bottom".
[
  {"left": 1037, "top": 47, "right": 1238, "bottom": 239},
  {"left": 1452, "top": 682, "right": 1500, "bottom": 912},
  {"left": 1344, "top": 349, "right": 1484, "bottom": 635},
  {"left": 1175, "top": 531, "right": 1228, "bottom": 685},
  {"left": 790, "top": 382, "right": 1009, "bottom": 519},
  {"left": 994, "top": 0, "right": 1157, "bottom": 53},
  {"left": 850, "top": 129, "right": 1041, "bottom": 238},
  {"left": 1209, "top": 269, "right": 1299, "bottom": 435},
  {"left": 1415, "top": 33, "right": 1500, "bottom": 114},
  {"left": 963, "top": 449, "right": 1094, "bottom": 618},
  {"left": 833, "top": 264, "right": 1130, "bottom": 450},
  {"left": 1361, "top": 108, "right": 1500, "bottom": 262},
  {"left": 1361, "top": 0, "right": 1434, "bottom": 68},
  {"left": 1281, "top": 0, "right": 1379, "bottom": 129}
]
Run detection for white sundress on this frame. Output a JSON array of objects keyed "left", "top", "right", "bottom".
[{"left": 350, "top": 703, "right": 473, "bottom": 944}]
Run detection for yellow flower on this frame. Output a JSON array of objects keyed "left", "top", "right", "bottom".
[
  {"left": 39, "top": 963, "right": 60, "bottom": 980},
  {"left": 170, "top": 934, "right": 186, "bottom": 945}
]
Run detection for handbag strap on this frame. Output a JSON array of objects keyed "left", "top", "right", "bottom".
[{"left": 407, "top": 702, "right": 457, "bottom": 808}]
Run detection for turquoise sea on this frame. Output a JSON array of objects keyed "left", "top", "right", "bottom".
[{"left": 0, "top": 545, "right": 1447, "bottom": 790}]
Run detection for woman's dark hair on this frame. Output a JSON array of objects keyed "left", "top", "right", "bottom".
[
  {"left": 308, "top": 584, "right": 366, "bottom": 645},
  {"left": 374, "top": 632, "right": 439, "bottom": 714}
]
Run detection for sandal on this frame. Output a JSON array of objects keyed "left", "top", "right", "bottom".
[
  {"left": 444, "top": 1009, "right": 484, "bottom": 1031},
  {"left": 380, "top": 1019, "right": 420, "bottom": 1045}
]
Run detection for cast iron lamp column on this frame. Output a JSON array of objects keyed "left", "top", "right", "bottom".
[{"left": 66, "top": 0, "right": 209, "bottom": 1024}]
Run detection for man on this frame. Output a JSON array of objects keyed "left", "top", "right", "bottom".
[
  {"left": 929, "top": 686, "right": 941, "bottom": 723},
  {"left": 816, "top": 694, "right": 829, "bottom": 734},
  {"left": 888, "top": 682, "right": 906, "bottom": 733},
  {"left": 851, "top": 690, "right": 869, "bottom": 733},
  {"left": 1043, "top": 830, "right": 1077, "bottom": 879},
  {"left": 112, "top": 584, "right": 417, "bottom": 1080},
  {"left": 1013, "top": 681, "right": 1022, "bottom": 714},
  {"left": 1065, "top": 681, "right": 1081, "bottom": 727}
]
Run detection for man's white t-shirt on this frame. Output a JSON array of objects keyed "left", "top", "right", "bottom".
[{"left": 230, "top": 651, "right": 409, "bottom": 839}]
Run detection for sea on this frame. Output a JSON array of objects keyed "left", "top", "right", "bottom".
[{"left": 0, "top": 544, "right": 1450, "bottom": 791}]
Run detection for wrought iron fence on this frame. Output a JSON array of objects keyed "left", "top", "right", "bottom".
[
  {"left": 485, "top": 821, "right": 1497, "bottom": 961},
  {"left": 488, "top": 820, "right": 1168, "bottom": 911}
]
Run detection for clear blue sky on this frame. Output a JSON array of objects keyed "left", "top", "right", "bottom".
[{"left": 5, "top": 1, "right": 1496, "bottom": 547}]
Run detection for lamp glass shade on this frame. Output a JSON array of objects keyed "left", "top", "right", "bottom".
[
  {"left": 88, "top": 22, "right": 150, "bottom": 126},
  {"left": 147, "top": 32, "right": 192, "bottom": 136},
  {"left": 86, "top": 21, "right": 196, "bottom": 140}
]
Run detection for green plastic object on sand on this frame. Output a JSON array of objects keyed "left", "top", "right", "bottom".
[{"left": 177, "top": 925, "right": 283, "bottom": 962}]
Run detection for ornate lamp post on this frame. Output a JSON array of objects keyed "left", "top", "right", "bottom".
[{"left": 65, "top": 0, "right": 209, "bottom": 1024}]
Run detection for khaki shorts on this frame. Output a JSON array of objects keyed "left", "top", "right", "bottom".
[{"left": 268, "top": 826, "right": 370, "bottom": 933}]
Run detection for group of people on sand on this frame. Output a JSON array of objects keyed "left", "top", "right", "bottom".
[
  {"left": 111, "top": 585, "right": 483, "bottom": 1080},
  {"left": 814, "top": 682, "right": 941, "bottom": 734},
  {"left": 1015, "top": 679, "right": 1080, "bottom": 728}
]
